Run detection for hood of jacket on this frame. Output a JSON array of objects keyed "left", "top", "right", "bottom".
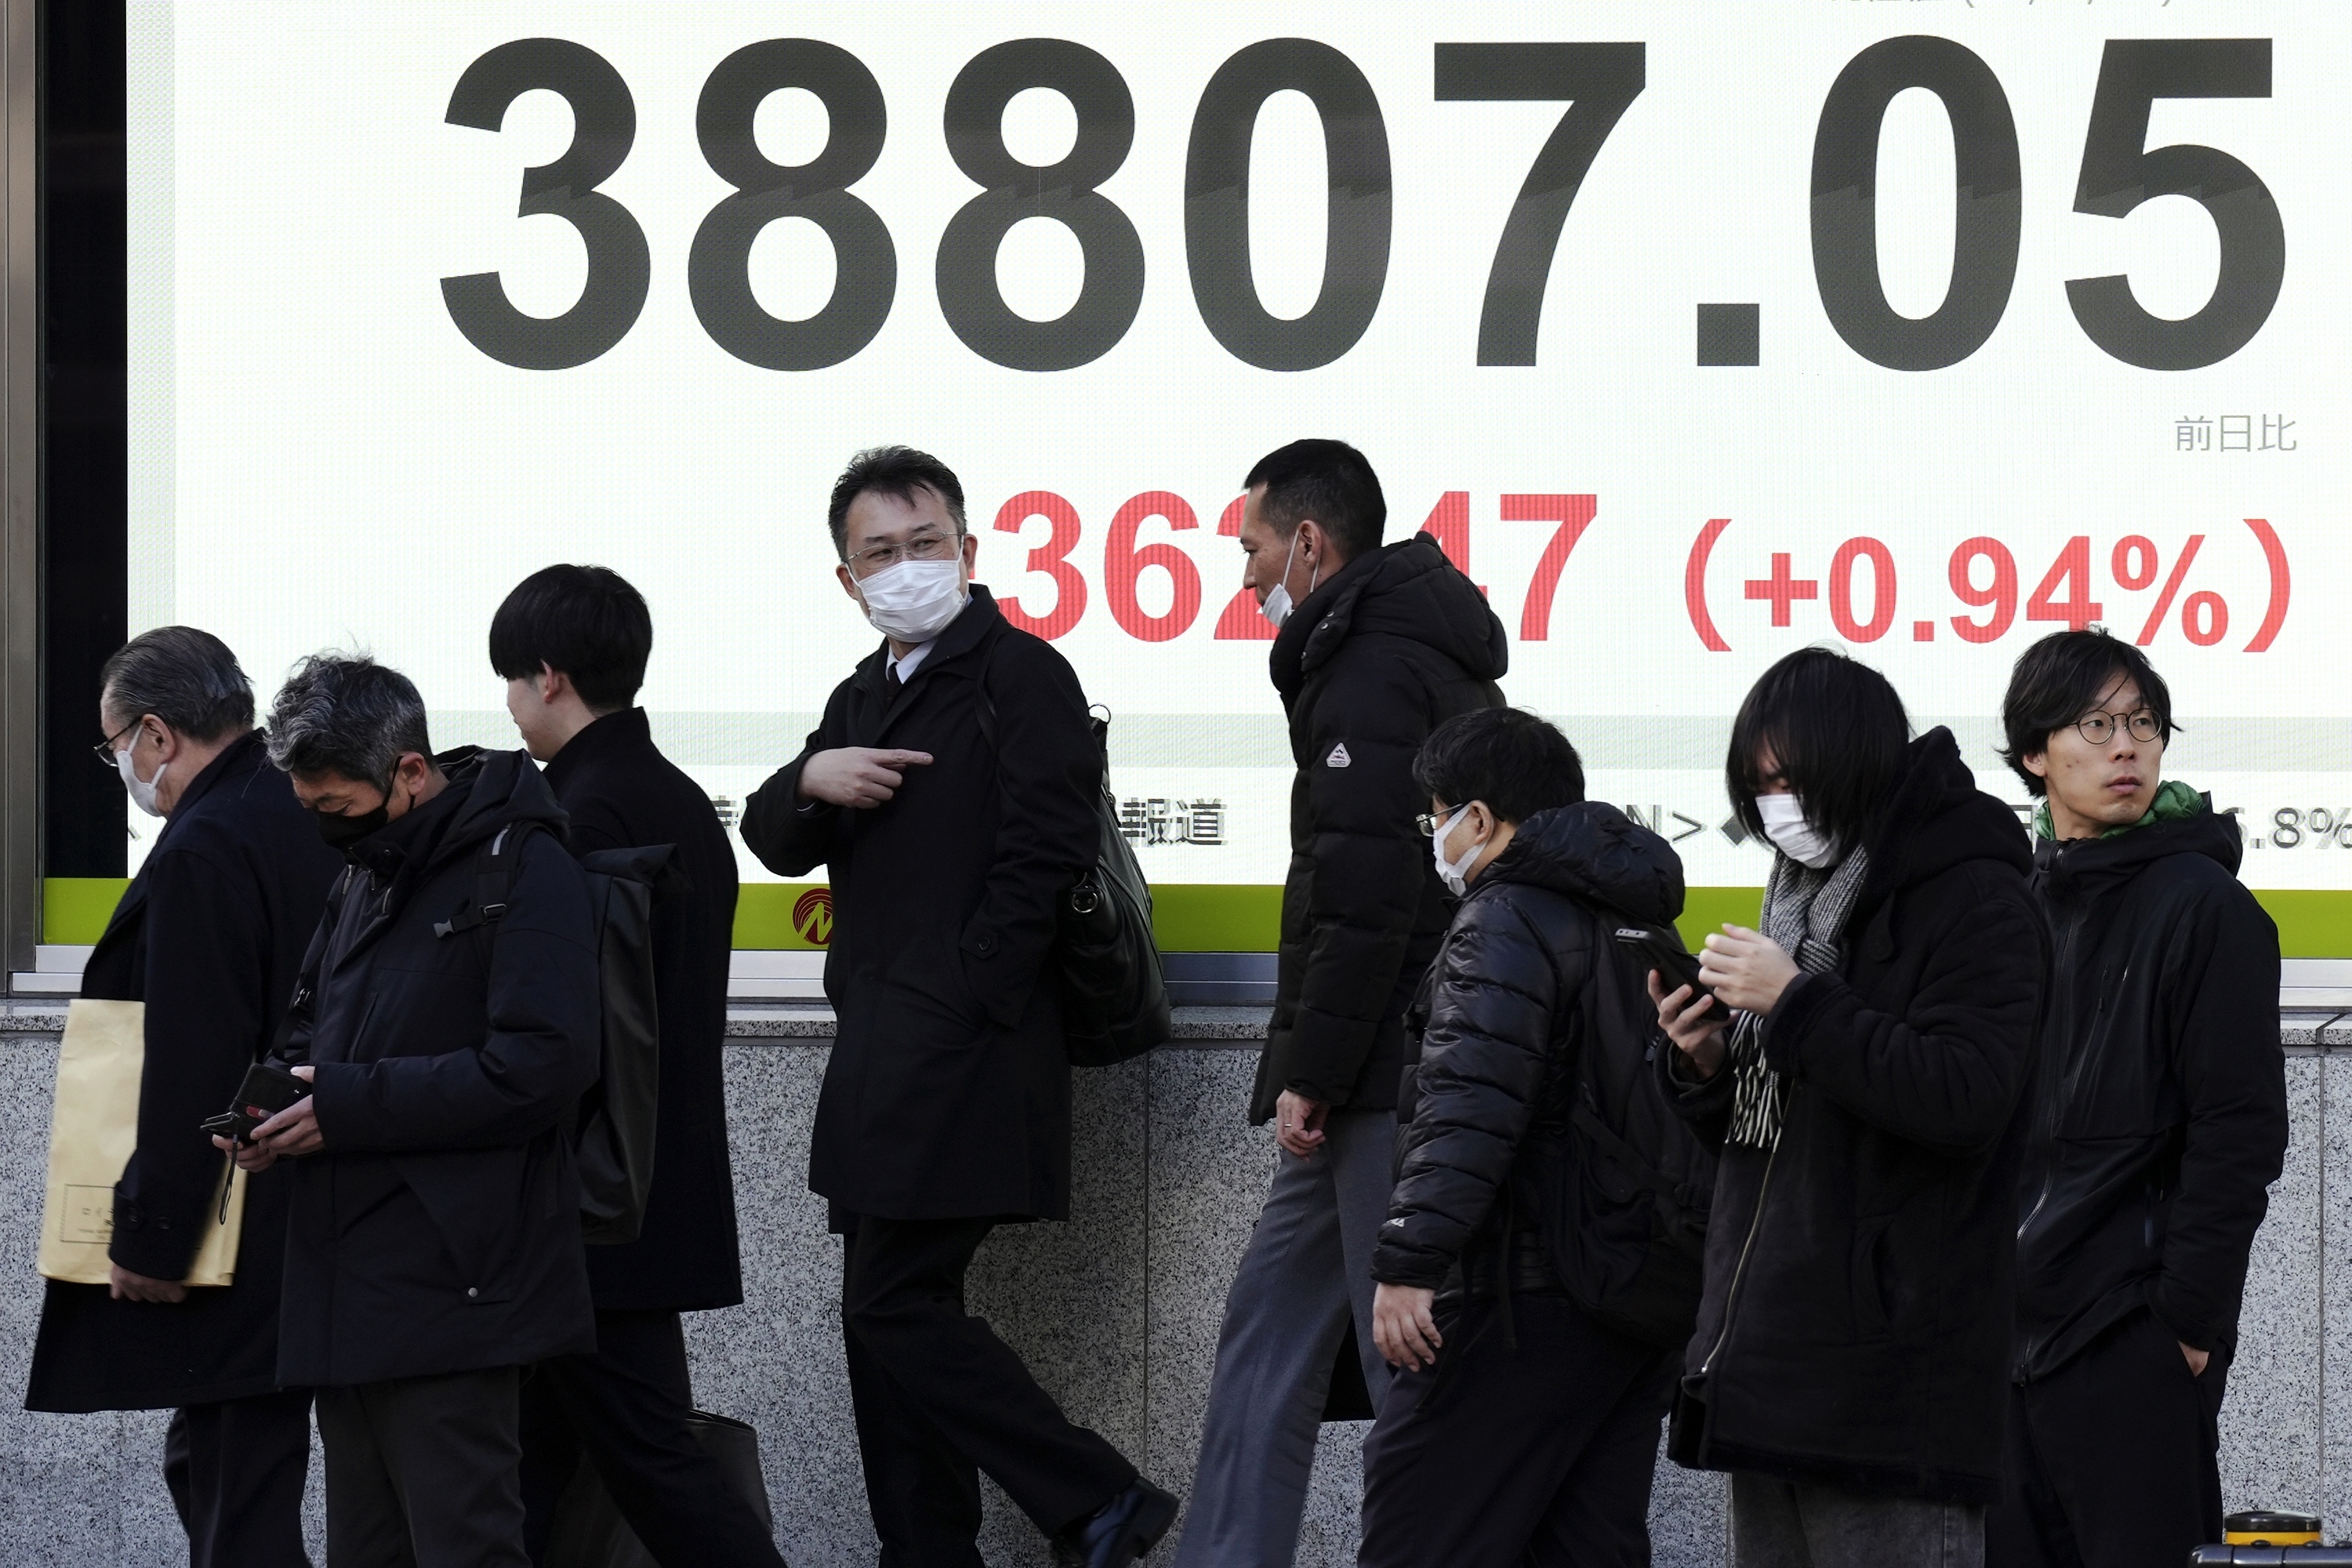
[
  {"left": 1270, "top": 533, "right": 1508, "bottom": 702},
  {"left": 347, "top": 746, "right": 571, "bottom": 884},
  {"left": 1853, "top": 727, "right": 2031, "bottom": 919},
  {"left": 2034, "top": 789, "right": 2240, "bottom": 905},
  {"left": 1479, "top": 800, "right": 1685, "bottom": 927}
]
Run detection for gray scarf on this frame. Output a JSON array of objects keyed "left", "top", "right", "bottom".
[{"left": 1724, "top": 845, "right": 1871, "bottom": 1150}]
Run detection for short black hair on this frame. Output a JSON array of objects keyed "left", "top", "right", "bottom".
[
  {"left": 100, "top": 626, "right": 254, "bottom": 742},
  {"left": 265, "top": 653, "right": 432, "bottom": 786},
  {"left": 488, "top": 564, "right": 653, "bottom": 712},
  {"left": 1999, "top": 630, "right": 2176, "bottom": 797},
  {"left": 827, "top": 445, "right": 967, "bottom": 559},
  {"left": 1726, "top": 648, "right": 1911, "bottom": 858},
  {"left": 1243, "top": 438, "right": 1386, "bottom": 560},
  {"left": 1412, "top": 708, "right": 1585, "bottom": 825}
]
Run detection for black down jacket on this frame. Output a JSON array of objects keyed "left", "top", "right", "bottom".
[
  {"left": 2014, "top": 800, "right": 2285, "bottom": 1381},
  {"left": 1253, "top": 532, "right": 1508, "bottom": 1124},
  {"left": 278, "top": 747, "right": 602, "bottom": 1387},
  {"left": 1371, "top": 802, "right": 1684, "bottom": 1292},
  {"left": 1662, "top": 728, "right": 2045, "bottom": 1504}
]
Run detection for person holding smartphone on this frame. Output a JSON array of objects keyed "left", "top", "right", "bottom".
[{"left": 1650, "top": 648, "right": 2045, "bottom": 1568}]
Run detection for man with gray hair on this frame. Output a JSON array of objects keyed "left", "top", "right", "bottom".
[
  {"left": 220, "top": 652, "right": 602, "bottom": 1568},
  {"left": 27, "top": 626, "right": 343, "bottom": 1568}
]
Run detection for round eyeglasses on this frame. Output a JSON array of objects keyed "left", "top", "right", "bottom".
[{"left": 2074, "top": 709, "right": 2163, "bottom": 746}]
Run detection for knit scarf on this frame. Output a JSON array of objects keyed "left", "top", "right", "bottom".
[{"left": 1724, "top": 845, "right": 1871, "bottom": 1151}]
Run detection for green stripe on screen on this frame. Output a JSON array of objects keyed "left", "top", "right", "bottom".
[{"left": 44, "top": 879, "right": 2352, "bottom": 962}]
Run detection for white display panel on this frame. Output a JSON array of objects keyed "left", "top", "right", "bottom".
[{"left": 127, "top": 3, "right": 2352, "bottom": 893}]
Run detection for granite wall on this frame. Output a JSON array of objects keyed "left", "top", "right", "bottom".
[{"left": 0, "top": 1018, "right": 2342, "bottom": 1566}]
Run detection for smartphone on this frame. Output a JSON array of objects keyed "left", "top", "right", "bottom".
[
  {"left": 201, "top": 1061, "right": 309, "bottom": 1143},
  {"left": 1610, "top": 922, "right": 1713, "bottom": 1004}
]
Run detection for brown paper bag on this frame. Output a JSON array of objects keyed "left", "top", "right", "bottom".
[{"left": 38, "top": 998, "right": 246, "bottom": 1287}]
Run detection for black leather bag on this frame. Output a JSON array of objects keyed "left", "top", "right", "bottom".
[{"left": 542, "top": 1410, "right": 774, "bottom": 1566}]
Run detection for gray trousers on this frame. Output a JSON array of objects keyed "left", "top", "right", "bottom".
[
  {"left": 316, "top": 1367, "right": 528, "bottom": 1568},
  {"left": 1733, "top": 1475, "right": 1985, "bottom": 1568},
  {"left": 1173, "top": 1108, "right": 1396, "bottom": 1568}
]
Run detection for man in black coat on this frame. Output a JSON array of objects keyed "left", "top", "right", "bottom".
[
  {"left": 491, "top": 563, "right": 781, "bottom": 1567},
  {"left": 1653, "top": 651, "right": 2045, "bottom": 1566},
  {"left": 27, "top": 626, "right": 343, "bottom": 1568},
  {"left": 1987, "top": 632, "right": 2287, "bottom": 1568},
  {"left": 1357, "top": 710, "right": 1691, "bottom": 1568},
  {"left": 740, "top": 446, "right": 1174, "bottom": 1568},
  {"left": 225, "top": 653, "right": 602, "bottom": 1568},
  {"left": 1177, "top": 440, "right": 1506, "bottom": 1568}
]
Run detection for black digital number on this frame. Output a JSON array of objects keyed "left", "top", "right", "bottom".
[
  {"left": 441, "top": 39, "right": 650, "bottom": 371},
  {"left": 1434, "top": 43, "right": 1645, "bottom": 366},
  {"left": 689, "top": 40, "right": 895, "bottom": 372},
  {"left": 1185, "top": 39, "right": 1392, "bottom": 372},
  {"left": 935, "top": 40, "right": 1144, "bottom": 372},
  {"left": 2067, "top": 39, "right": 2282, "bottom": 372},
  {"left": 1810, "top": 35, "right": 2021, "bottom": 372}
]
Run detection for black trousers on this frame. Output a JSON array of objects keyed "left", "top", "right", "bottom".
[
  {"left": 315, "top": 1367, "right": 528, "bottom": 1568},
  {"left": 841, "top": 1213, "right": 1136, "bottom": 1566},
  {"left": 164, "top": 1386, "right": 314, "bottom": 1568},
  {"left": 1359, "top": 1292, "right": 1676, "bottom": 1568},
  {"left": 1987, "top": 1308, "right": 2227, "bottom": 1568},
  {"left": 517, "top": 1307, "right": 785, "bottom": 1567}
]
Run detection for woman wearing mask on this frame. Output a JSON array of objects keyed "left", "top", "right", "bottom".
[{"left": 1650, "top": 648, "right": 2045, "bottom": 1568}]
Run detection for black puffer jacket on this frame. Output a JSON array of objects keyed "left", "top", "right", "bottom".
[
  {"left": 2014, "top": 800, "right": 2285, "bottom": 1381},
  {"left": 1253, "top": 532, "right": 1508, "bottom": 1124},
  {"left": 1663, "top": 728, "right": 2045, "bottom": 1504},
  {"left": 1372, "top": 803, "right": 1683, "bottom": 1291}
]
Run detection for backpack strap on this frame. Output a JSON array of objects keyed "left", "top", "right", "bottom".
[{"left": 434, "top": 823, "right": 534, "bottom": 942}]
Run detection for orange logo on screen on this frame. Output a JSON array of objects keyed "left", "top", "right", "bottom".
[{"left": 792, "top": 887, "right": 833, "bottom": 947}]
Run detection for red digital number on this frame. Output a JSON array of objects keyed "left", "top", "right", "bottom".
[
  {"left": 1104, "top": 492, "right": 1203, "bottom": 642},
  {"left": 991, "top": 491, "right": 1087, "bottom": 640}
]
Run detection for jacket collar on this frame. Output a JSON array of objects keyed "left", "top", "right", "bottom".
[
  {"left": 149, "top": 729, "right": 267, "bottom": 851},
  {"left": 854, "top": 586, "right": 1004, "bottom": 736},
  {"left": 543, "top": 706, "right": 654, "bottom": 795}
]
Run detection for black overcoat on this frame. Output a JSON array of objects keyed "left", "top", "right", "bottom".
[
  {"left": 1254, "top": 533, "right": 1508, "bottom": 1123},
  {"left": 277, "top": 748, "right": 601, "bottom": 1386},
  {"left": 2013, "top": 800, "right": 2286, "bottom": 1379},
  {"left": 26, "top": 732, "right": 343, "bottom": 1412},
  {"left": 740, "top": 588, "right": 1098, "bottom": 1222},
  {"left": 1662, "top": 728, "right": 2047, "bottom": 1504},
  {"left": 543, "top": 707, "right": 745, "bottom": 1312}
]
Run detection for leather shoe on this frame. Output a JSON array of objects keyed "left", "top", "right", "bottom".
[{"left": 1050, "top": 1478, "right": 1178, "bottom": 1568}]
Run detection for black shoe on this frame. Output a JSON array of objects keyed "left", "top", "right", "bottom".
[{"left": 1050, "top": 1478, "right": 1178, "bottom": 1568}]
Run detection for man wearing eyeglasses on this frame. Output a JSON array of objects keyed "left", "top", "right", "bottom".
[
  {"left": 741, "top": 446, "right": 1177, "bottom": 1568},
  {"left": 1987, "top": 630, "right": 2287, "bottom": 1568}
]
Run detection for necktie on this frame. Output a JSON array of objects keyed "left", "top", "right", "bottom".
[{"left": 884, "top": 665, "right": 902, "bottom": 705}]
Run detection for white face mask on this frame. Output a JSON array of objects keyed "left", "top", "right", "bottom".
[
  {"left": 856, "top": 556, "right": 968, "bottom": 644},
  {"left": 1432, "top": 804, "right": 1484, "bottom": 895},
  {"left": 1259, "top": 530, "right": 1322, "bottom": 630},
  {"left": 115, "top": 742, "right": 166, "bottom": 818},
  {"left": 1755, "top": 793, "right": 1838, "bottom": 869}
]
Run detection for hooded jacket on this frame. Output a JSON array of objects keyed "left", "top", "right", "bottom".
[
  {"left": 277, "top": 747, "right": 602, "bottom": 1386},
  {"left": 1254, "top": 532, "right": 1508, "bottom": 1124},
  {"left": 1372, "top": 802, "right": 1684, "bottom": 1293},
  {"left": 1662, "top": 728, "right": 2045, "bottom": 1504},
  {"left": 2013, "top": 797, "right": 2285, "bottom": 1381}
]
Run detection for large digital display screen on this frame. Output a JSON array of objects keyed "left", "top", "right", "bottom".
[{"left": 125, "top": 3, "right": 2352, "bottom": 935}]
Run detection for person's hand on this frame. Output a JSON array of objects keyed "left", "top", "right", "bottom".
[
  {"left": 1650, "top": 971, "right": 1728, "bottom": 1080},
  {"left": 797, "top": 747, "right": 933, "bottom": 808},
  {"left": 2181, "top": 1342, "right": 2210, "bottom": 1377},
  {"left": 1274, "top": 1090, "right": 1327, "bottom": 1158},
  {"left": 213, "top": 1065, "right": 321, "bottom": 1171},
  {"left": 1699, "top": 925, "right": 1803, "bottom": 1016},
  {"left": 108, "top": 1263, "right": 186, "bottom": 1304},
  {"left": 1372, "top": 1283, "right": 1443, "bottom": 1371}
]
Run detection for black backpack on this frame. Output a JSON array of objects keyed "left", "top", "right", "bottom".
[
  {"left": 1521, "top": 912, "right": 1716, "bottom": 1348},
  {"left": 970, "top": 654, "right": 1171, "bottom": 1066},
  {"left": 437, "top": 823, "right": 676, "bottom": 1245}
]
